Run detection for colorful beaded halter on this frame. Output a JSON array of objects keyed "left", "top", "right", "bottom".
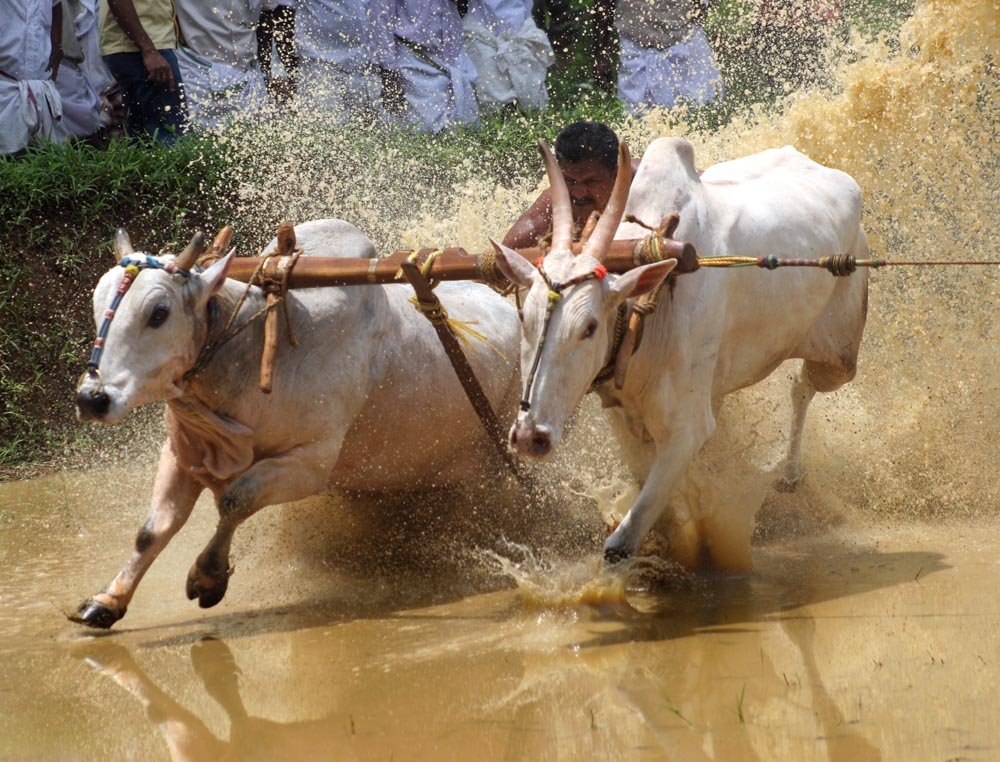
[{"left": 83, "top": 256, "right": 192, "bottom": 380}]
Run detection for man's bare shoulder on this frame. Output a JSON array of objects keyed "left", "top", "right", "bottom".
[{"left": 502, "top": 187, "right": 553, "bottom": 250}]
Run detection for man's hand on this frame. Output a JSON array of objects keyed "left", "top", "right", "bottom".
[
  {"left": 48, "top": 45, "right": 63, "bottom": 80},
  {"left": 106, "top": 0, "right": 174, "bottom": 88},
  {"left": 142, "top": 49, "right": 175, "bottom": 90}
]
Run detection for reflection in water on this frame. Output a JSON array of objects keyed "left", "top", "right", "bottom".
[{"left": 57, "top": 537, "right": 972, "bottom": 761}]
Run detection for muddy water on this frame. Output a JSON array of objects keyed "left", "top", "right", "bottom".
[
  {"left": 2, "top": 467, "right": 999, "bottom": 761},
  {"left": 3, "top": 0, "right": 998, "bottom": 759}
]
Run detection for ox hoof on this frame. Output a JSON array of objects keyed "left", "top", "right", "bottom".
[
  {"left": 69, "top": 598, "right": 125, "bottom": 629},
  {"left": 186, "top": 566, "right": 231, "bottom": 609},
  {"left": 602, "top": 542, "right": 632, "bottom": 566},
  {"left": 775, "top": 473, "right": 804, "bottom": 493}
]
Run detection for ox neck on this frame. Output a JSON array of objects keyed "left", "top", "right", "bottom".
[
  {"left": 181, "top": 280, "right": 265, "bottom": 393},
  {"left": 589, "top": 302, "right": 629, "bottom": 392}
]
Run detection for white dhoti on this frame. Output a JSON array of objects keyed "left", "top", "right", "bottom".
[
  {"left": 294, "top": 0, "right": 394, "bottom": 121},
  {"left": 388, "top": 0, "right": 478, "bottom": 132},
  {"left": 0, "top": 0, "right": 71, "bottom": 153},
  {"left": 176, "top": 47, "right": 269, "bottom": 129},
  {"left": 391, "top": 43, "right": 477, "bottom": 133},
  {"left": 53, "top": 0, "right": 109, "bottom": 136},
  {"left": 617, "top": 28, "right": 723, "bottom": 112},
  {"left": 53, "top": 61, "right": 102, "bottom": 137},
  {"left": 0, "top": 78, "right": 69, "bottom": 154}
]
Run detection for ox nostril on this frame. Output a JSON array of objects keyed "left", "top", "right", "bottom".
[
  {"left": 531, "top": 429, "right": 551, "bottom": 455},
  {"left": 77, "top": 390, "right": 111, "bottom": 419}
]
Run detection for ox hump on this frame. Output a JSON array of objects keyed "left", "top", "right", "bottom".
[
  {"left": 262, "top": 219, "right": 376, "bottom": 261},
  {"left": 643, "top": 137, "right": 699, "bottom": 178}
]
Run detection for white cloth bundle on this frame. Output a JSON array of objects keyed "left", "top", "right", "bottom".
[{"left": 462, "top": 12, "right": 552, "bottom": 110}]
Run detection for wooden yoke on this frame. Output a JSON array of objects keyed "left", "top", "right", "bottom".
[
  {"left": 259, "top": 221, "right": 298, "bottom": 394},
  {"left": 224, "top": 230, "right": 697, "bottom": 290}
]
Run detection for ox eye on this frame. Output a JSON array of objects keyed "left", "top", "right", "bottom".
[
  {"left": 148, "top": 304, "right": 170, "bottom": 328},
  {"left": 581, "top": 320, "right": 598, "bottom": 340}
]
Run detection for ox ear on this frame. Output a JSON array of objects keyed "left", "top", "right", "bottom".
[
  {"left": 199, "top": 247, "right": 235, "bottom": 297},
  {"left": 608, "top": 259, "right": 677, "bottom": 303},
  {"left": 489, "top": 237, "right": 537, "bottom": 288}
]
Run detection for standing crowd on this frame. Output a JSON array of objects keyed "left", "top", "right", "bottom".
[{"left": 1, "top": 0, "right": 734, "bottom": 155}]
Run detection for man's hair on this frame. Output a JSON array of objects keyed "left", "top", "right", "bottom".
[{"left": 554, "top": 121, "right": 619, "bottom": 172}]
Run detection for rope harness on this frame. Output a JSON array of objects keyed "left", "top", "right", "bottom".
[
  {"left": 519, "top": 259, "right": 625, "bottom": 414},
  {"left": 399, "top": 249, "right": 508, "bottom": 359},
  {"left": 186, "top": 245, "right": 303, "bottom": 385}
]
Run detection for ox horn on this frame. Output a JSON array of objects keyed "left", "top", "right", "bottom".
[
  {"left": 113, "top": 229, "right": 134, "bottom": 261},
  {"left": 205, "top": 225, "right": 234, "bottom": 260},
  {"left": 538, "top": 140, "right": 574, "bottom": 254},
  {"left": 583, "top": 141, "right": 632, "bottom": 262},
  {"left": 174, "top": 231, "right": 206, "bottom": 270}
]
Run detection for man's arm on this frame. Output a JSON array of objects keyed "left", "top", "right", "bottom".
[
  {"left": 105, "top": 0, "right": 175, "bottom": 90},
  {"left": 501, "top": 188, "right": 553, "bottom": 250},
  {"left": 48, "top": 1, "right": 63, "bottom": 80}
]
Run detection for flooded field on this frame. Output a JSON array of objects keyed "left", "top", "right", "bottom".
[
  {"left": 0, "top": 460, "right": 1000, "bottom": 760},
  {"left": 2, "top": 464, "right": 1000, "bottom": 761},
  {"left": 2, "top": 0, "right": 997, "bottom": 759}
]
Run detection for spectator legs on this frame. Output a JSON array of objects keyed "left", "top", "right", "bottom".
[
  {"left": 103, "top": 50, "right": 187, "bottom": 144},
  {"left": 257, "top": 5, "right": 298, "bottom": 101}
]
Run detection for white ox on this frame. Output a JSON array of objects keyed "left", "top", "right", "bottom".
[
  {"left": 492, "top": 137, "right": 868, "bottom": 569},
  {"left": 72, "top": 219, "right": 519, "bottom": 628}
]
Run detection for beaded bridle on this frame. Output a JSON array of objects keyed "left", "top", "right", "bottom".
[
  {"left": 80, "top": 255, "right": 193, "bottom": 389},
  {"left": 519, "top": 259, "right": 626, "bottom": 414}
]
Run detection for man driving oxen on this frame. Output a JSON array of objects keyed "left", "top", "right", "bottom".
[{"left": 502, "top": 120, "right": 641, "bottom": 250}]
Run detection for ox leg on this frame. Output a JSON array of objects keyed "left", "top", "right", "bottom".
[
  {"left": 603, "top": 416, "right": 713, "bottom": 565},
  {"left": 778, "top": 354, "right": 858, "bottom": 492},
  {"left": 186, "top": 449, "right": 334, "bottom": 608},
  {"left": 71, "top": 441, "right": 203, "bottom": 628},
  {"left": 777, "top": 364, "right": 817, "bottom": 492}
]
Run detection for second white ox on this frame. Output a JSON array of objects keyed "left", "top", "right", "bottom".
[
  {"left": 493, "top": 137, "right": 868, "bottom": 568},
  {"left": 73, "top": 219, "right": 520, "bottom": 628}
]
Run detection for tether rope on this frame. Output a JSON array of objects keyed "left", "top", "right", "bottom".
[{"left": 696, "top": 254, "right": 1000, "bottom": 274}]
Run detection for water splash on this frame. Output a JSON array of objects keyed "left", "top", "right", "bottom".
[{"left": 475, "top": 539, "right": 689, "bottom": 611}]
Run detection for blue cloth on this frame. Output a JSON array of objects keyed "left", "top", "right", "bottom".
[{"left": 103, "top": 50, "right": 187, "bottom": 144}]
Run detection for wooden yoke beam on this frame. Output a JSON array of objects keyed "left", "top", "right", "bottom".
[{"left": 225, "top": 233, "right": 698, "bottom": 290}]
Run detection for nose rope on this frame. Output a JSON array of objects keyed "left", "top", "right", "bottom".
[
  {"left": 519, "top": 260, "right": 607, "bottom": 413},
  {"left": 80, "top": 256, "right": 191, "bottom": 390}
]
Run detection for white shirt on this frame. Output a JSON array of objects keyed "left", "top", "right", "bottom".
[
  {"left": 465, "top": 0, "right": 533, "bottom": 32},
  {"left": 393, "top": 0, "right": 464, "bottom": 62},
  {"left": 0, "top": 0, "right": 59, "bottom": 81},
  {"left": 175, "top": 0, "right": 262, "bottom": 71}
]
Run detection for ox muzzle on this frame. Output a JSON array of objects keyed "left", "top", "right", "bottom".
[
  {"left": 509, "top": 415, "right": 553, "bottom": 459},
  {"left": 76, "top": 370, "right": 111, "bottom": 421}
]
